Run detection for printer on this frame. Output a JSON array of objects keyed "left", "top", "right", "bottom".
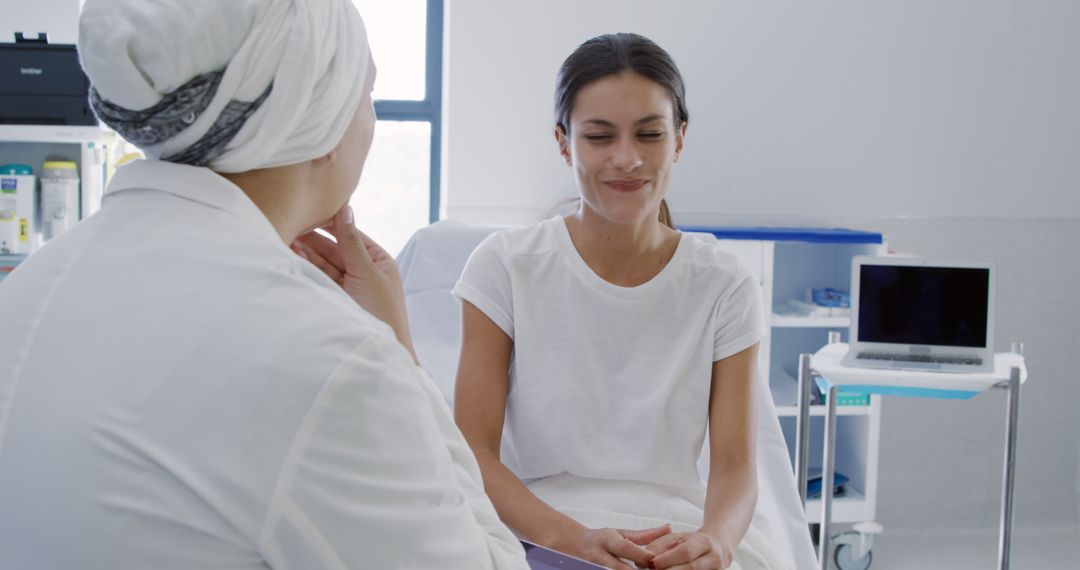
[{"left": 0, "top": 33, "right": 97, "bottom": 126}]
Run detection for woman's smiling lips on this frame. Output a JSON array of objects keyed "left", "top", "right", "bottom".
[{"left": 603, "top": 178, "right": 649, "bottom": 192}]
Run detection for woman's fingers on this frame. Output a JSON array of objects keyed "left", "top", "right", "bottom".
[
  {"left": 663, "top": 550, "right": 726, "bottom": 570},
  {"left": 649, "top": 534, "right": 710, "bottom": 569},
  {"left": 620, "top": 525, "right": 671, "bottom": 546},
  {"left": 665, "top": 558, "right": 720, "bottom": 570},
  {"left": 596, "top": 554, "right": 634, "bottom": 570},
  {"left": 645, "top": 532, "right": 685, "bottom": 554},
  {"left": 602, "top": 531, "right": 655, "bottom": 568}
]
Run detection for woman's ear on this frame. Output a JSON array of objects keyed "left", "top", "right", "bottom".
[
  {"left": 673, "top": 121, "right": 687, "bottom": 162},
  {"left": 554, "top": 125, "right": 571, "bottom": 166},
  {"left": 313, "top": 149, "right": 336, "bottom": 166}
]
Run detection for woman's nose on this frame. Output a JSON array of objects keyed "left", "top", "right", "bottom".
[{"left": 609, "top": 137, "right": 643, "bottom": 171}]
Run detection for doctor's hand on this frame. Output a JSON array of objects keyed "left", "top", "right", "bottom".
[
  {"left": 644, "top": 529, "right": 736, "bottom": 570},
  {"left": 560, "top": 525, "right": 671, "bottom": 570},
  {"left": 290, "top": 205, "right": 418, "bottom": 364}
]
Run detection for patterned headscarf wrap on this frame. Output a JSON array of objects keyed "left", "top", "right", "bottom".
[{"left": 78, "top": 0, "right": 371, "bottom": 173}]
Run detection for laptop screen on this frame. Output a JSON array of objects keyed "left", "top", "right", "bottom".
[{"left": 858, "top": 264, "right": 990, "bottom": 348}]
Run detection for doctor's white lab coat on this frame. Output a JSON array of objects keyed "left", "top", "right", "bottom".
[{"left": 0, "top": 160, "right": 527, "bottom": 569}]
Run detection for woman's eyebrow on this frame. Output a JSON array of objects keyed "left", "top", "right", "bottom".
[
  {"left": 580, "top": 114, "right": 666, "bottom": 128},
  {"left": 634, "top": 114, "right": 665, "bottom": 125}
]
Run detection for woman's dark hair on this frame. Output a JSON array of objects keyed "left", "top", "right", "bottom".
[
  {"left": 554, "top": 33, "right": 688, "bottom": 136},
  {"left": 554, "top": 33, "right": 687, "bottom": 229}
]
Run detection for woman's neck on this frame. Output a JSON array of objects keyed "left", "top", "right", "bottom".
[{"left": 563, "top": 206, "right": 680, "bottom": 287}]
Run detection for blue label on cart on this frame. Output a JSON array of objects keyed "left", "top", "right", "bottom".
[{"left": 1, "top": 178, "right": 16, "bottom": 191}]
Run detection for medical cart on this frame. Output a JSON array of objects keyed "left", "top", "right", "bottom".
[{"left": 795, "top": 335, "right": 1027, "bottom": 569}]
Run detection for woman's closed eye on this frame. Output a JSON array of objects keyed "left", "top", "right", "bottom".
[{"left": 582, "top": 131, "right": 664, "bottom": 143}]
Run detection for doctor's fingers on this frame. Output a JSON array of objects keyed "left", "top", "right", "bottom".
[
  {"left": 357, "top": 230, "right": 397, "bottom": 268},
  {"left": 323, "top": 205, "right": 378, "bottom": 270},
  {"left": 294, "top": 230, "right": 346, "bottom": 270},
  {"left": 292, "top": 240, "right": 344, "bottom": 282}
]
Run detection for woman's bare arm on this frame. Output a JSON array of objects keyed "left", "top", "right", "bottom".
[{"left": 702, "top": 343, "right": 759, "bottom": 548}]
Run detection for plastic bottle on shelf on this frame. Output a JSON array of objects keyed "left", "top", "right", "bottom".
[
  {"left": 40, "top": 161, "right": 80, "bottom": 241},
  {"left": 0, "top": 164, "right": 37, "bottom": 254}
]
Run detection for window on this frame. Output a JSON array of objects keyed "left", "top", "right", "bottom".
[{"left": 349, "top": 0, "right": 442, "bottom": 257}]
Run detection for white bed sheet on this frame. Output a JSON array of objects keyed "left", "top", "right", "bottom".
[{"left": 398, "top": 220, "right": 816, "bottom": 569}]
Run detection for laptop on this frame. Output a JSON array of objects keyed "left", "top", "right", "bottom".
[
  {"left": 522, "top": 540, "right": 607, "bottom": 569},
  {"left": 841, "top": 256, "right": 996, "bottom": 373}
]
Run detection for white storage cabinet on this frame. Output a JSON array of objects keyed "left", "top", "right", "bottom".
[{"left": 691, "top": 227, "right": 886, "bottom": 525}]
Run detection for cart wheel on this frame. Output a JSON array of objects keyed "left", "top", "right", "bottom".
[{"left": 834, "top": 543, "right": 872, "bottom": 570}]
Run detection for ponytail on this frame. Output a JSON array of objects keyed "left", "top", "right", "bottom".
[{"left": 658, "top": 199, "right": 674, "bottom": 229}]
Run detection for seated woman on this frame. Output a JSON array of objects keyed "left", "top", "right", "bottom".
[{"left": 452, "top": 33, "right": 786, "bottom": 570}]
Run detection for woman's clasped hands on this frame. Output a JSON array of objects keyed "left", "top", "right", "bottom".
[
  {"left": 563, "top": 525, "right": 736, "bottom": 569},
  {"left": 560, "top": 525, "right": 668, "bottom": 570},
  {"left": 643, "top": 529, "right": 738, "bottom": 569}
]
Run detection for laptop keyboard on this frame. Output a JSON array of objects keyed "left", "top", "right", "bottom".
[{"left": 856, "top": 352, "right": 983, "bottom": 366}]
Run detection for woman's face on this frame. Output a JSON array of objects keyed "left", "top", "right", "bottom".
[{"left": 558, "top": 71, "right": 685, "bottom": 226}]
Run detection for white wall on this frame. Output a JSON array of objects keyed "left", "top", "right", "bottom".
[
  {"left": 0, "top": 0, "right": 80, "bottom": 44},
  {"left": 445, "top": 0, "right": 1080, "bottom": 534},
  {"left": 444, "top": 0, "right": 1080, "bottom": 225}
]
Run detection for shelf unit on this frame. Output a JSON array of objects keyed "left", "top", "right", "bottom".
[
  {"left": 0, "top": 125, "right": 111, "bottom": 221},
  {"left": 770, "top": 315, "right": 850, "bottom": 328},
  {"left": 0, "top": 253, "right": 24, "bottom": 284},
  {"left": 689, "top": 226, "right": 886, "bottom": 525},
  {"left": 0, "top": 125, "right": 110, "bottom": 278}
]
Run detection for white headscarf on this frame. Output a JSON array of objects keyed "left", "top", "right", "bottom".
[{"left": 78, "top": 0, "right": 371, "bottom": 173}]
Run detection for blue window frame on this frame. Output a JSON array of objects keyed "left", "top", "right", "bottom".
[{"left": 371, "top": 0, "right": 443, "bottom": 223}]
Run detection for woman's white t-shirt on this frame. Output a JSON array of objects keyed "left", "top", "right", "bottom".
[{"left": 453, "top": 217, "right": 765, "bottom": 492}]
